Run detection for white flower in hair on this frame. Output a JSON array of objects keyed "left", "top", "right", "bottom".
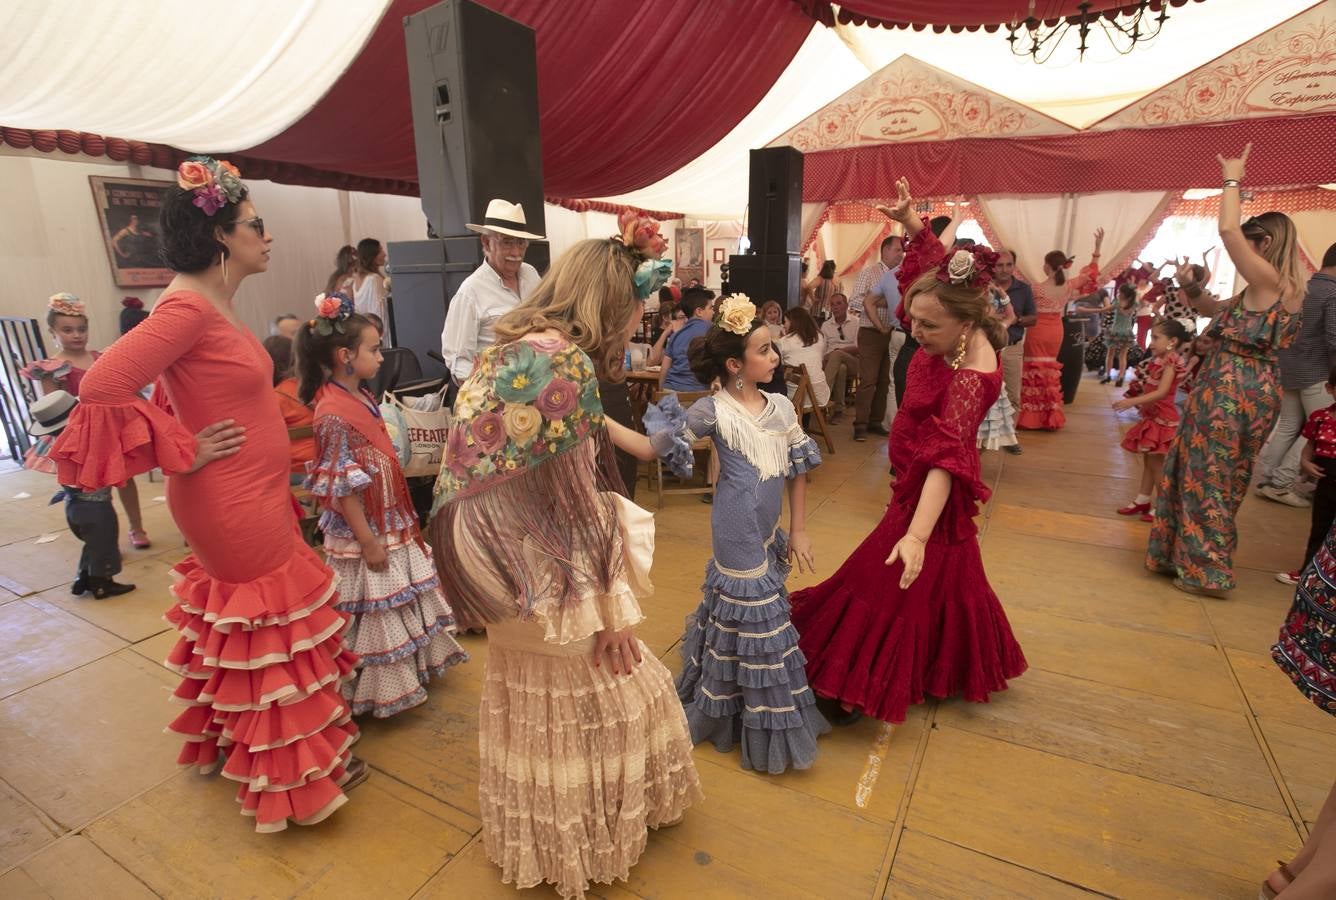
[
  {"left": 946, "top": 249, "right": 976, "bottom": 285},
  {"left": 717, "top": 294, "right": 757, "bottom": 335}
]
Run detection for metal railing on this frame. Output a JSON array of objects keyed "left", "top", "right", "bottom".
[{"left": 0, "top": 316, "right": 48, "bottom": 462}]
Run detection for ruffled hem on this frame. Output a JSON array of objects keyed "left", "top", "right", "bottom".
[
  {"left": 1015, "top": 361, "right": 1065, "bottom": 431},
  {"left": 304, "top": 460, "right": 374, "bottom": 499},
  {"left": 683, "top": 701, "right": 829, "bottom": 774},
  {"left": 643, "top": 394, "right": 693, "bottom": 478},
  {"left": 326, "top": 541, "right": 445, "bottom": 614},
  {"left": 23, "top": 436, "right": 58, "bottom": 474},
  {"left": 19, "top": 357, "right": 71, "bottom": 384},
  {"left": 788, "top": 436, "right": 821, "bottom": 476},
  {"left": 976, "top": 394, "right": 1018, "bottom": 450},
  {"left": 161, "top": 541, "right": 360, "bottom": 832},
  {"left": 344, "top": 639, "right": 467, "bottom": 718},
  {"left": 480, "top": 633, "right": 702, "bottom": 900},
  {"left": 1120, "top": 418, "right": 1178, "bottom": 455},
  {"left": 50, "top": 398, "right": 197, "bottom": 491}
]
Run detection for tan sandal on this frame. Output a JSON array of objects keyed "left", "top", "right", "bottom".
[{"left": 1260, "top": 859, "right": 1297, "bottom": 899}]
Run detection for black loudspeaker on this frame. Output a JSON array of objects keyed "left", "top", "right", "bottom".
[
  {"left": 746, "top": 147, "right": 803, "bottom": 255},
  {"left": 725, "top": 253, "right": 802, "bottom": 310},
  {"left": 403, "top": 0, "right": 546, "bottom": 241}
]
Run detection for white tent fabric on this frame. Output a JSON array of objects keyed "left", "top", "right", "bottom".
[{"left": 0, "top": 0, "right": 388, "bottom": 150}]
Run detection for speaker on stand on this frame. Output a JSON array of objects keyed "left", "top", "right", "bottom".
[
  {"left": 725, "top": 147, "right": 803, "bottom": 307},
  {"left": 386, "top": 0, "right": 547, "bottom": 380}
]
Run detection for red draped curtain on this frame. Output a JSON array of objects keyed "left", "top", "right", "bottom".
[
  {"left": 792, "top": 0, "right": 1204, "bottom": 31},
  {"left": 247, "top": 0, "right": 813, "bottom": 198}
]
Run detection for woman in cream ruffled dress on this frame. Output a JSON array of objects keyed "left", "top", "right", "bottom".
[{"left": 429, "top": 226, "right": 700, "bottom": 899}]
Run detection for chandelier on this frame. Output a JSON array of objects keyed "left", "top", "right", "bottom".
[{"left": 1006, "top": 1, "right": 1170, "bottom": 64}]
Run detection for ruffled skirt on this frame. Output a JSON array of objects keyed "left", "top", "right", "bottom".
[
  {"left": 161, "top": 535, "right": 361, "bottom": 832},
  {"left": 976, "top": 392, "right": 1019, "bottom": 451},
  {"left": 1017, "top": 316, "right": 1066, "bottom": 431},
  {"left": 675, "top": 529, "right": 830, "bottom": 773},
  {"left": 326, "top": 532, "right": 467, "bottom": 718},
  {"left": 481, "top": 620, "right": 702, "bottom": 899},
  {"left": 790, "top": 508, "right": 1027, "bottom": 724},
  {"left": 1120, "top": 413, "right": 1178, "bottom": 455}
]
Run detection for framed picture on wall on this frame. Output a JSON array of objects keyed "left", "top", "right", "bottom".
[
  {"left": 674, "top": 226, "right": 705, "bottom": 287},
  {"left": 89, "top": 176, "right": 174, "bottom": 287},
  {"left": 712, "top": 247, "right": 726, "bottom": 263}
]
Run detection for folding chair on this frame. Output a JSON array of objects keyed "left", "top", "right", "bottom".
[{"left": 786, "top": 364, "right": 835, "bottom": 455}]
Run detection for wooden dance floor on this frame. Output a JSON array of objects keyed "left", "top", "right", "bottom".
[{"left": 0, "top": 372, "right": 1325, "bottom": 898}]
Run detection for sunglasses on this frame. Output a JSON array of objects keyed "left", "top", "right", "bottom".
[{"left": 237, "top": 216, "right": 265, "bottom": 236}]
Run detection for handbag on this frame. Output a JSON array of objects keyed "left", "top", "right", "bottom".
[{"left": 380, "top": 388, "right": 450, "bottom": 478}]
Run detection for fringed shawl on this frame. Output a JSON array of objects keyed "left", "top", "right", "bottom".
[
  {"left": 429, "top": 337, "right": 626, "bottom": 626},
  {"left": 311, "top": 382, "right": 421, "bottom": 545},
  {"left": 707, "top": 390, "right": 800, "bottom": 483}
]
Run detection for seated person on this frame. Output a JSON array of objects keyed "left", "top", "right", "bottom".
[
  {"left": 660, "top": 288, "right": 715, "bottom": 392},
  {"left": 777, "top": 307, "right": 831, "bottom": 409}
]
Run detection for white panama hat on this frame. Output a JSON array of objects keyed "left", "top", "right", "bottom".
[{"left": 466, "top": 199, "right": 546, "bottom": 241}]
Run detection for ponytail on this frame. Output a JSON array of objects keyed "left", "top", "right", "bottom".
[
  {"left": 1044, "top": 250, "right": 1070, "bottom": 286},
  {"left": 294, "top": 312, "right": 374, "bottom": 404}
]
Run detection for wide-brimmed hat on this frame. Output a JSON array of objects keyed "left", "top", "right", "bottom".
[
  {"left": 28, "top": 390, "right": 77, "bottom": 436},
  {"left": 466, "top": 199, "right": 546, "bottom": 241}
]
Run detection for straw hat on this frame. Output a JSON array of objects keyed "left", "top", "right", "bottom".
[{"left": 466, "top": 199, "right": 546, "bottom": 241}]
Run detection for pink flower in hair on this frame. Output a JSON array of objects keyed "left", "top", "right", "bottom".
[{"left": 192, "top": 183, "right": 227, "bottom": 216}]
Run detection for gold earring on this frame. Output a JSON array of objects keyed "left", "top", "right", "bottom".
[
  {"left": 220, "top": 251, "right": 228, "bottom": 285},
  {"left": 950, "top": 333, "right": 968, "bottom": 370}
]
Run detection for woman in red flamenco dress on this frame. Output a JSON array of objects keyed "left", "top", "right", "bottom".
[
  {"left": 50, "top": 158, "right": 365, "bottom": 832},
  {"left": 790, "top": 178, "right": 1028, "bottom": 724}
]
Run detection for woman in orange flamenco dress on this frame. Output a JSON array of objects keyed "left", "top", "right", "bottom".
[
  {"left": 1016, "top": 232, "right": 1103, "bottom": 431},
  {"left": 50, "top": 158, "right": 365, "bottom": 832}
]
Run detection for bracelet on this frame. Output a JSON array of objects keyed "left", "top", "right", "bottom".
[{"left": 1223, "top": 179, "right": 1241, "bottom": 188}]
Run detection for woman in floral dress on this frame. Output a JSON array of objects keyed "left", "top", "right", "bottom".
[
  {"left": 1148, "top": 145, "right": 1307, "bottom": 596},
  {"left": 429, "top": 231, "right": 700, "bottom": 899}
]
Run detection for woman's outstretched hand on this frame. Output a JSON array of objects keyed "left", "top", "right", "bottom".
[
  {"left": 1217, "top": 143, "right": 1251, "bottom": 182},
  {"left": 1093, "top": 227, "right": 1105, "bottom": 252},
  {"left": 188, "top": 419, "right": 245, "bottom": 473},
  {"left": 885, "top": 533, "right": 925, "bottom": 589},
  {"left": 594, "top": 626, "right": 643, "bottom": 675},
  {"left": 876, "top": 177, "right": 914, "bottom": 224}
]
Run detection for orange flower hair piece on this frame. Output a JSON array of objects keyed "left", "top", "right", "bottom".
[{"left": 47, "top": 292, "right": 85, "bottom": 318}]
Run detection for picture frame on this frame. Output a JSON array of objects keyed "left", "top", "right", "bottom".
[
  {"left": 674, "top": 226, "right": 705, "bottom": 287},
  {"left": 89, "top": 176, "right": 174, "bottom": 287},
  {"left": 712, "top": 247, "right": 726, "bottom": 263}
]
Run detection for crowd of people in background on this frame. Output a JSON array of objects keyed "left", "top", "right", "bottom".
[{"left": 15, "top": 143, "right": 1336, "bottom": 899}]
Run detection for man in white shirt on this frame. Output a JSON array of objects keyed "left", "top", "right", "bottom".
[
  {"left": 820, "top": 293, "right": 860, "bottom": 423},
  {"left": 440, "top": 199, "right": 544, "bottom": 384}
]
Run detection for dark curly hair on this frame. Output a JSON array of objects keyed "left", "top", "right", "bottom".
[
  {"left": 158, "top": 185, "right": 249, "bottom": 273},
  {"left": 294, "top": 312, "right": 376, "bottom": 404},
  {"left": 687, "top": 319, "right": 767, "bottom": 386}
]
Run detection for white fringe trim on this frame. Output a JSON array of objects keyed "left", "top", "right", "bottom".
[{"left": 714, "top": 391, "right": 793, "bottom": 483}]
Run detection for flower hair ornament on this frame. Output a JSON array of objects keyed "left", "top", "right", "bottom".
[
  {"left": 309, "top": 291, "right": 355, "bottom": 336},
  {"left": 48, "top": 292, "right": 86, "bottom": 318},
  {"left": 176, "top": 157, "right": 245, "bottom": 216},
  {"left": 616, "top": 210, "right": 673, "bottom": 300},
  {"left": 715, "top": 294, "right": 757, "bottom": 335},
  {"left": 936, "top": 245, "right": 999, "bottom": 290}
]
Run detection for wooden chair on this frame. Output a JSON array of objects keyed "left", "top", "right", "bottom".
[
  {"left": 649, "top": 389, "right": 714, "bottom": 508},
  {"left": 786, "top": 364, "right": 835, "bottom": 455}
]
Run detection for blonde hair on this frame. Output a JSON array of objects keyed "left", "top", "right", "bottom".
[
  {"left": 903, "top": 271, "right": 1007, "bottom": 351},
  {"left": 1245, "top": 211, "right": 1306, "bottom": 306},
  {"left": 493, "top": 239, "right": 641, "bottom": 382}
]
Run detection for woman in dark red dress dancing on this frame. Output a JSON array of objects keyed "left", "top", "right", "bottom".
[{"left": 790, "top": 178, "right": 1028, "bottom": 724}]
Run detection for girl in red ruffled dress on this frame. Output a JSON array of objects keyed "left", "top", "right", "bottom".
[
  {"left": 1113, "top": 319, "right": 1190, "bottom": 522},
  {"left": 790, "top": 178, "right": 1027, "bottom": 725},
  {"left": 297, "top": 294, "right": 466, "bottom": 717},
  {"left": 50, "top": 158, "right": 366, "bottom": 832},
  {"left": 22, "top": 292, "right": 150, "bottom": 549}
]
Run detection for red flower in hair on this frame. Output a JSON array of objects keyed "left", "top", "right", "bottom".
[{"left": 936, "top": 245, "right": 999, "bottom": 290}]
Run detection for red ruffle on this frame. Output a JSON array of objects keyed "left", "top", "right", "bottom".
[
  {"left": 160, "top": 544, "right": 360, "bottom": 832},
  {"left": 50, "top": 399, "right": 196, "bottom": 491},
  {"left": 1016, "top": 362, "right": 1066, "bottom": 431},
  {"left": 169, "top": 545, "right": 337, "bottom": 627},
  {"left": 1121, "top": 418, "right": 1178, "bottom": 455}
]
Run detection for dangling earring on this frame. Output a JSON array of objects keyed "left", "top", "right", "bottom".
[
  {"left": 220, "top": 251, "right": 228, "bottom": 285},
  {"left": 735, "top": 376, "right": 744, "bottom": 391},
  {"left": 344, "top": 362, "right": 355, "bottom": 376},
  {"left": 950, "top": 332, "right": 968, "bottom": 370}
]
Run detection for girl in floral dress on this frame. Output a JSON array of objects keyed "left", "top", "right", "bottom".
[
  {"left": 1017, "top": 233, "right": 1102, "bottom": 430},
  {"left": 298, "top": 293, "right": 466, "bottom": 717},
  {"left": 430, "top": 231, "right": 700, "bottom": 899},
  {"left": 1113, "top": 319, "right": 1189, "bottom": 523},
  {"left": 22, "top": 292, "right": 150, "bottom": 548},
  {"left": 1148, "top": 145, "right": 1307, "bottom": 596},
  {"left": 658, "top": 295, "right": 828, "bottom": 774}
]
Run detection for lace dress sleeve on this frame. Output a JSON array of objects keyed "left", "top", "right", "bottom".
[
  {"left": 899, "top": 368, "right": 998, "bottom": 540},
  {"left": 896, "top": 218, "right": 947, "bottom": 296}
]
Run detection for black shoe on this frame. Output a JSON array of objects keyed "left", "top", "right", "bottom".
[
  {"left": 868, "top": 424, "right": 889, "bottom": 436},
  {"left": 1115, "top": 377, "right": 1125, "bottom": 388},
  {"left": 1003, "top": 444, "right": 1023, "bottom": 455},
  {"left": 70, "top": 573, "right": 89, "bottom": 596},
  {"left": 88, "top": 577, "right": 136, "bottom": 599},
  {"left": 833, "top": 707, "right": 864, "bottom": 727},
  {"left": 700, "top": 492, "right": 713, "bottom": 504},
  {"left": 853, "top": 426, "right": 868, "bottom": 442},
  {"left": 1099, "top": 374, "right": 1112, "bottom": 384}
]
